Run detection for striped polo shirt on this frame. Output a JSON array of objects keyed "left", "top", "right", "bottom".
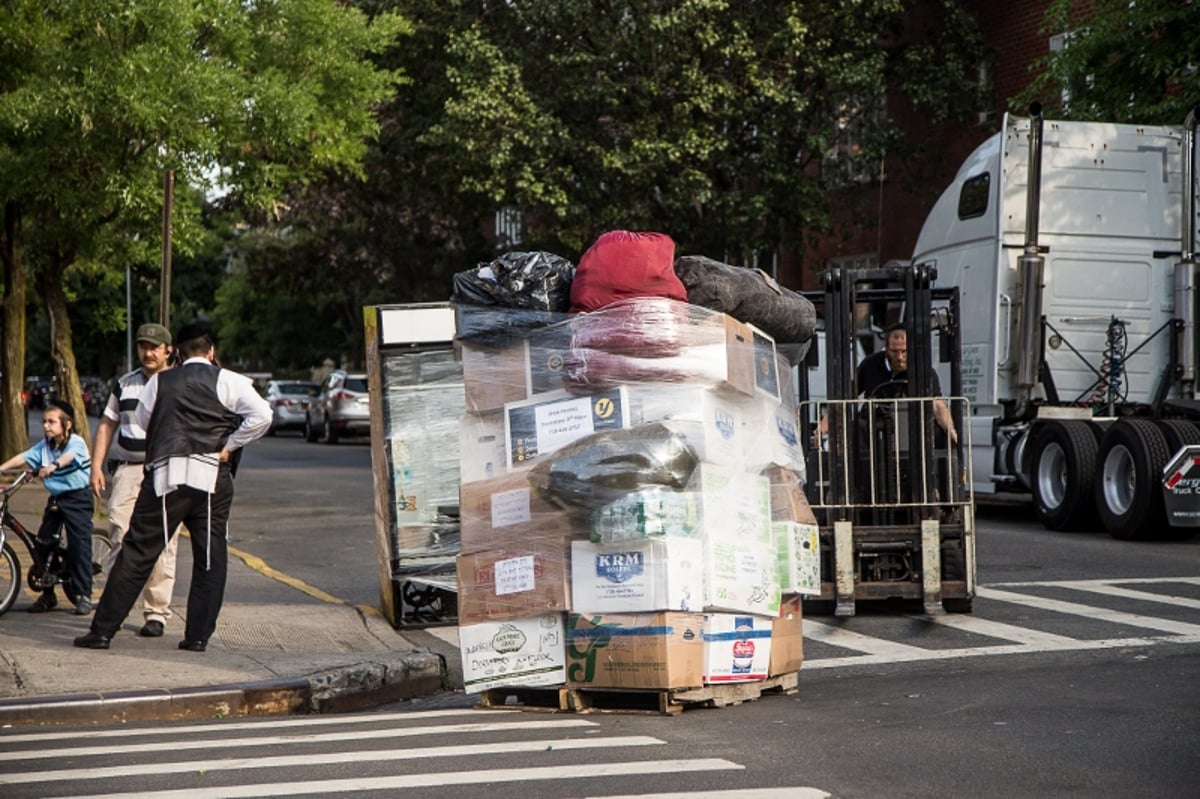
[{"left": 104, "top": 367, "right": 154, "bottom": 462}]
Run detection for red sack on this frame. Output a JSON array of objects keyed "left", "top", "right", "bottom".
[{"left": 569, "top": 231, "right": 686, "bottom": 313}]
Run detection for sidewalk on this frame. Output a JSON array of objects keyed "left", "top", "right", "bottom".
[{"left": 0, "top": 480, "right": 461, "bottom": 727}]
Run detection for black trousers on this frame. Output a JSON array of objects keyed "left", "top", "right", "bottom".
[
  {"left": 36, "top": 487, "right": 94, "bottom": 600},
  {"left": 91, "top": 469, "right": 235, "bottom": 643}
]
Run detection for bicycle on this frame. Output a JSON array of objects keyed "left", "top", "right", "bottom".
[{"left": 0, "top": 470, "right": 112, "bottom": 616}]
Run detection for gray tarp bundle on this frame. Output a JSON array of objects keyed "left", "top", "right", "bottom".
[{"left": 674, "top": 255, "right": 817, "bottom": 353}]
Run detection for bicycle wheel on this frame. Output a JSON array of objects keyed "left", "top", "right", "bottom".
[
  {"left": 91, "top": 528, "right": 114, "bottom": 579},
  {"left": 0, "top": 541, "right": 20, "bottom": 616}
]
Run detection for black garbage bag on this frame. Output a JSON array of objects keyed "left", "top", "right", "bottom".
[
  {"left": 452, "top": 251, "right": 575, "bottom": 311},
  {"left": 529, "top": 423, "right": 699, "bottom": 515},
  {"left": 674, "top": 255, "right": 817, "bottom": 347}
]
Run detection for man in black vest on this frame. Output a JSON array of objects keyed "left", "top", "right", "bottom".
[{"left": 75, "top": 321, "right": 271, "bottom": 651}]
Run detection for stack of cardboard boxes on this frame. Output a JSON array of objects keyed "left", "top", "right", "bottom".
[{"left": 455, "top": 299, "right": 818, "bottom": 697}]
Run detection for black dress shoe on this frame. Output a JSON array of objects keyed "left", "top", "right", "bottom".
[
  {"left": 139, "top": 620, "right": 165, "bottom": 637},
  {"left": 178, "top": 639, "right": 207, "bottom": 652},
  {"left": 73, "top": 631, "right": 112, "bottom": 650}
]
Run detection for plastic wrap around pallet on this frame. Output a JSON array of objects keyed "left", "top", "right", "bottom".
[{"left": 455, "top": 298, "right": 818, "bottom": 697}]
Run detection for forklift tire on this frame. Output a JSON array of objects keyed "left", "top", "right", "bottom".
[
  {"left": 1095, "top": 420, "right": 1170, "bottom": 541},
  {"left": 942, "top": 597, "right": 973, "bottom": 613},
  {"left": 1030, "top": 420, "right": 1099, "bottom": 532}
]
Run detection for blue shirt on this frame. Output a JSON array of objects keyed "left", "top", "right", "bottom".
[{"left": 21, "top": 435, "right": 91, "bottom": 495}]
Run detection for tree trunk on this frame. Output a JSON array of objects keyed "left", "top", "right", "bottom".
[
  {"left": 1, "top": 201, "right": 29, "bottom": 461},
  {"left": 37, "top": 254, "right": 92, "bottom": 451}
]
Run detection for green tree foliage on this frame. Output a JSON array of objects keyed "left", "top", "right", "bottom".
[
  {"left": 0, "top": 0, "right": 407, "bottom": 457},
  {"left": 230, "top": 0, "right": 983, "bottom": 370},
  {"left": 414, "top": 0, "right": 984, "bottom": 259},
  {"left": 1018, "top": 0, "right": 1200, "bottom": 124}
]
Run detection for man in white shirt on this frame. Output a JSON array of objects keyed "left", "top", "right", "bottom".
[{"left": 75, "top": 320, "right": 271, "bottom": 651}]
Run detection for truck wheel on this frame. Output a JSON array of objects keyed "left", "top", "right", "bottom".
[
  {"left": 1154, "top": 420, "right": 1200, "bottom": 541},
  {"left": 1095, "top": 420, "right": 1170, "bottom": 540},
  {"left": 1030, "top": 420, "right": 1099, "bottom": 531},
  {"left": 1157, "top": 419, "right": 1200, "bottom": 451}
]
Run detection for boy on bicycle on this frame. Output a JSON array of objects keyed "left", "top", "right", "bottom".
[{"left": 0, "top": 399, "right": 94, "bottom": 614}]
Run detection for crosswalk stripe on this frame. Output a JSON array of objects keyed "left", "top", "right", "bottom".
[
  {"left": 48, "top": 758, "right": 744, "bottom": 799},
  {"left": 1027, "top": 582, "right": 1200, "bottom": 610},
  {"left": 0, "top": 708, "right": 497, "bottom": 745},
  {"left": 976, "top": 586, "right": 1200, "bottom": 635},
  {"left": 916, "top": 613, "right": 1080, "bottom": 645},
  {"left": 0, "top": 735, "right": 665, "bottom": 785},
  {"left": 801, "top": 620, "right": 928, "bottom": 656},
  {"left": 0, "top": 718, "right": 596, "bottom": 762},
  {"left": 591, "top": 790, "right": 831, "bottom": 799},
  {"left": 802, "top": 633, "right": 1200, "bottom": 669}
]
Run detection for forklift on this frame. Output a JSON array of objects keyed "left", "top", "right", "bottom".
[{"left": 800, "top": 262, "right": 976, "bottom": 616}]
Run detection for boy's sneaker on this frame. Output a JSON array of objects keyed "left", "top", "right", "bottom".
[
  {"left": 74, "top": 596, "right": 94, "bottom": 616},
  {"left": 28, "top": 593, "right": 57, "bottom": 613}
]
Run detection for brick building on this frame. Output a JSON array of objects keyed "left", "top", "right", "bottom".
[{"left": 781, "top": 1, "right": 1061, "bottom": 292}]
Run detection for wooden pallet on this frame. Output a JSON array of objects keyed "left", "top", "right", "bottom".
[
  {"left": 476, "top": 685, "right": 571, "bottom": 712},
  {"left": 570, "top": 671, "right": 800, "bottom": 716}
]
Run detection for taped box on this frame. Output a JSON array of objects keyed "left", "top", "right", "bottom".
[
  {"left": 769, "top": 595, "right": 804, "bottom": 677},
  {"left": 571, "top": 537, "right": 704, "bottom": 614},
  {"left": 702, "top": 613, "right": 774, "bottom": 683},
  {"left": 504, "top": 387, "right": 631, "bottom": 470},
  {"left": 459, "top": 613, "right": 566, "bottom": 695},
  {"left": 565, "top": 611, "right": 705, "bottom": 690},
  {"left": 459, "top": 472, "right": 583, "bottom": 555},
  {"left": 456, "top": 541, "right": 572, "bottom": 625}
]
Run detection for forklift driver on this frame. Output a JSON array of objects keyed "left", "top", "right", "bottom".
[{"left": 859, "top": 323, "right": 957, "bottom": 446}]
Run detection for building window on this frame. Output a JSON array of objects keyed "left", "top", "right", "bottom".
[{"left": 828, "top": 95, "right": 884, "bottom": 186}]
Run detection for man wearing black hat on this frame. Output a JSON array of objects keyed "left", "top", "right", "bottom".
[
  {"left": 89, "top": 322, "right": 180, "bottom": 637},
  {"left": 75, "top": 320, "right": 271, "bottom": 651}
]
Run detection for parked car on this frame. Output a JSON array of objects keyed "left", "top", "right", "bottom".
[
  {"left": 264, "top": 379, "right": 319, "bottom": 436},
  {"left": 305, "top": 370, "right": 370, "bottom": 444},
  {"left": 80, "top": 377, "right": 110, "bottom": 417},
  {"left": 22, "top": 376, "right": 51, "bottom": 410}
]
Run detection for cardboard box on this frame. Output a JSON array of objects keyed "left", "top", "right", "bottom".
[
  {"left": 459, "top": 613, "right": 567, "bottom": 695},
  {"left": 565, "top": 611, "right": 705, "bottom": 690},
  {"left": 750, "top": 325, "right": 781, "bottom": 400},
  {"left": 459, "top": 472, "right": 581, "bottom": 555},
  {"left": 526, "top": 324, "right": 574, "bottom": 395},
  {"left": 769, "top": 595, "right": 804, "bottom": 676},
  {"left": 744, "top": 399, "right": 805, "bottom": 476},
  {"left": 689, "top": 462, "right": 772, "bottom": 546},
  {"left": 456, "top": 541, "right": 572, "bottom": 625},
  {"left": 461, "top": 340, "right": 530, "bottom": 413},
  {"left": 774, "top": 520, "right": 821, "bottom": 595},
  {"left": 702, "top": 537, "right": 781, "bottom": 616},
  {"left": 630, "top": 385, "right": 753, "bottom": 468},
  {"left": 571, "top": 538, "right": 704, "bottom": 614},
  {"left": 458, "top": 412, "right": 509, "bottom": 483},
  {"left": 765, "top": 463, "right": 818, "bottom": 525},
  {"left": 702, "top": 613, "right": 774, "bottom": 683},
  {"left": 504, "top": 387, "right": 631, "bottom": 469}
]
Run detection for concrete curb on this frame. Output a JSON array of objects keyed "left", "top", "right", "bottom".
[{"left": 0, "top": 651, "right": 447, "bottom": 727}]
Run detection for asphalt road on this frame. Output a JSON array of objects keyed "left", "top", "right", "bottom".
[{"left": 20, "top": 414, "right": 1199, "bottom": 797}]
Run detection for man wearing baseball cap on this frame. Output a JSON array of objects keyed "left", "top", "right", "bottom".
[
  {"left": 77, "top": 319, "right": 271, "bottom": 651},
  {"left": 88, "top": 321, "right": 179, "bottom": 638}
]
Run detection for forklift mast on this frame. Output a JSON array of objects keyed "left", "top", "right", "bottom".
[{"left": 801, "top": 262, "right": 974, "bottom": 616}]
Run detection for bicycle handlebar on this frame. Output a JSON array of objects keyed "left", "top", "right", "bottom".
[{"left": 0, "top": 469, "right": 36, "bottom": 494}]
